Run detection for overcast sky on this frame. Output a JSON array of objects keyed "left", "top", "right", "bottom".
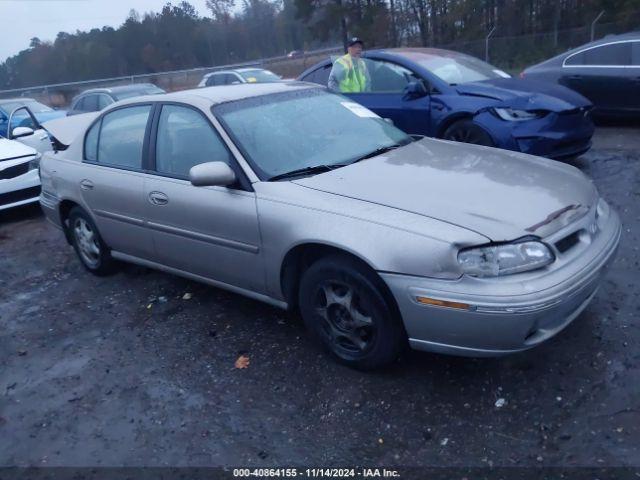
[{"left": 0, "top": 0, "right": 211, "bottom": 63}]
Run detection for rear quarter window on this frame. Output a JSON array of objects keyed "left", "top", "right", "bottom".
[{"left": 303, "top": 65, "right": 331, "bottom": 86}]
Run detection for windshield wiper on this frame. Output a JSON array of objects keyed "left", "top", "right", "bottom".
[
  {"left": 268, "top": 142, "right": 410, "bottom": 181},
  {"left": 348, "top": 143, "right": 406, "bottom": 165},
  {"left": 269, "top": 164, "right": 340, "bottom": 181}
]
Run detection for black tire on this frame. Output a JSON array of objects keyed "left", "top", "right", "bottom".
[
  {"left": 67, "top": 206, "right": 115, "bottom": 276},
  {"left": 443, "top": 119, "right": 495, "bottom": 147},
  {"left": 298, "top": 254, "right": 406, "bottom": 370}
]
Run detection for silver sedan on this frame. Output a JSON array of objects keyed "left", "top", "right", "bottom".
[{"left": 39, "top": 83, "right": 621, "bottom": 369}]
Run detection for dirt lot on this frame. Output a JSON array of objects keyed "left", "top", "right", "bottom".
[{"left": 1, "top": 127, "right": 639, "bottom": 470}]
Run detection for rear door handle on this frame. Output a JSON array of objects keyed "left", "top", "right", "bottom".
[
  {"left": 80, "top": 179, "right": 94, "bottom": 190},
  {"left": 148, "top": 191, "right": 169, "bottom": 206}
]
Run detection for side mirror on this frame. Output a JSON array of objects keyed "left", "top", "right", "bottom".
[
  {"left": 189, "top": 161, "right": 236, "bottom": 187},
  {"left": 11, "top": 126, "right": 35, "bottom": 139},
  {"left": 402, "top": 80, "right": 428, "bottom": 100}
]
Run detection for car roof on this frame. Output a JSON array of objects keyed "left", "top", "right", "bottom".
[
  {"left": 527, "top": 30, "right": 640, "bottom": 68},
  {"left": 76, "top": 83, "right": 160, "bottom": 96},
  {"left": 117, "top": 81, "right": 318, "bottom": 107},
  {"left": 203, "top": 67, "right": 267, "bottom": 77},
  {"left": 0, "top": 97, "right": 37, "bottom": 104},
  {"left": 569, "top": 30, "right": 640, "bottom": 51}
]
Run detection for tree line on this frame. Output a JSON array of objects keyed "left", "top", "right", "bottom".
[{"left": 1, "top": 0, "right": 639, "bottom": 89}]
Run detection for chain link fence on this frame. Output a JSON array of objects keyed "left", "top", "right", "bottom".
[
  {"left": 1, "top": 15, "right": 638, "bottom": 107},
  {"left": 0, "top": 46, "right": 343, "bottom": 108}
]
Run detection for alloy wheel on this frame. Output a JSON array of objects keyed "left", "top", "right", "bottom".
[
  {"left": 314, "top": 280, "right": 376, "bottom": 356},
  {"left": 73, "top": 217, "right": 101, "bottom": 268}
]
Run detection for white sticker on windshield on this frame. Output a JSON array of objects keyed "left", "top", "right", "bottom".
[
  {"left": 492, "top": 69, "right": 511, "bottom": 78},
  {"left": 341, "top": 102, "right": 380, "bottom": 118}
]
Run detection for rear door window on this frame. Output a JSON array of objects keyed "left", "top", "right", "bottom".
[
  {"left": 94, "top": 105, "right": 151, "bottom": 169},
  {"left": 205, "top": 74, "right": 221, "bottom": 86},
  {"left": 568, "top": 42, "right": 633, "bottom": 66},
  {"left": 83, "top": 95, "right": 100, "bottom": 112},
  {"left": 98, "top": 94, "right": 113, "bottom": 109},
  {"left": 304, "top": 65, "right": 331, "bottom": 86},
  {"left": 224, "top": 74, "right": 240, "bottom": 85}
]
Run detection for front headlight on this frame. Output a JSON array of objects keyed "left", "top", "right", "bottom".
[
  {"left": 458, "top": 240, "right": 555, "bottom": 277},
  {"left": 28, "top": 153, "right": 41, "bottom": 171},
  {"left": 493, "top": 107, "right": 546, "bottom": 122}
]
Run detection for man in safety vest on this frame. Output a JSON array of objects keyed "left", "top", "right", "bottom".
[{"left": 328, "top": 37, "right": 370, "bottom": 93}]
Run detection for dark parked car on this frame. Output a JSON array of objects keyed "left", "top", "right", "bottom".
[
  {"left": 67, "top": 83, "right": 165, "bottom": 116},
  {"left": 522, "top": 32, "right": 640, "bottom": 117},
  {"left": 299, "top": 48, "right": 595, "bottom": 159}
]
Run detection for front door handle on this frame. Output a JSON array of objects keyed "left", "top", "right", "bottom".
[
  {"left": 149, "top": 191, "right": 169, "bottom": 206},
  {"left": 80, "top": 179, "right": 94, "bottom": 190}
]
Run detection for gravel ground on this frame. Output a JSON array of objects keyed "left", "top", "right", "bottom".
[{"left": 0, "top": 127, "right": 638, "bottom": 469}]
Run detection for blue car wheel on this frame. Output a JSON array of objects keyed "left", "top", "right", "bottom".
[{"left": 443, "top": 119, "right": 494, "bottom": 147}]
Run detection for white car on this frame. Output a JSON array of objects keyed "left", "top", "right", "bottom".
[
  {"left": 197, "top": 68, "right": 282, "bottom": 87},
  {"left": 0, "top": 135, "right": 40, "bottom": 211}
]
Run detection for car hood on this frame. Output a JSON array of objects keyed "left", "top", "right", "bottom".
[
  {"left": 0, "top": 137, "right": 37, "bottom": 162},
  {"left": 455, "top": 78, "right": 592, "bottom": 111},
  {"left": 292, "top": 139, "right": 597, "bottom": 241}
]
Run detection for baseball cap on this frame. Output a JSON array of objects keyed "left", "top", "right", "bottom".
[{"left": 348, "top": 37, "right": 364, "bottom": 47}]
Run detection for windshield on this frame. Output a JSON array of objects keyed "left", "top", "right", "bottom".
[
  {"left": 113, "top": 86, "right": 165, "bottom": 100},
  {"left": 0, "top": 99, "right": 53, "bottom": 114},
  {"left": 411, "top": 52, "right": 510, "bottom": 85},
  {"left": 239, "top": 69, "right": 281, "bottom": 83},
  {"left": 214, "top": 89, "right": 411, "bottom": 180}
]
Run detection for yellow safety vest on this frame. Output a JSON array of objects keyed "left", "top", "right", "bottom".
[{"left": 336, "top": 54, "right": 367, "bottom": 93}]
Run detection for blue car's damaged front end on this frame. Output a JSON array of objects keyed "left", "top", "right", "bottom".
[
  {"left": 453, "top": 77, "right": 595, "bottom": 159},
  {"left": 299, "top": 48, "right": 595, "bottom": 159}
]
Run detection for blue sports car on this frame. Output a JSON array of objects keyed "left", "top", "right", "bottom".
[
  {"left": 299, "top": 48, "right": 595, "bottom": 159},
  {"left": 0, "top": 98, "right": 66, "bottom": 138}
]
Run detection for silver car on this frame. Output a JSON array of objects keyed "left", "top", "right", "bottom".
[{"left": 39, "top": 83, "right": 621, "bottom": 369}]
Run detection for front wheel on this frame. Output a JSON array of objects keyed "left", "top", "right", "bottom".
[
  {"left": 298, "top": 255, "right": 406, "bottom": 370},
  {"left": 443, "top": 119, "right": 495, "bottom": 147}
]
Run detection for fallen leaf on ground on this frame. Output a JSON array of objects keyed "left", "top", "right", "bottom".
[
  {"left": 235, "top": 355, "right": 250, "bottom": 369},
  {"left": 182, "top": 293, "right": 192, "bottom": 300}
]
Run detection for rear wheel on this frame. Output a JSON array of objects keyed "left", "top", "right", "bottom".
[
  {"left": 443, "top": 119, "right": 495, "bottom": 146},
  {"left": 298, "top": 255, "right": 406, "bottom": 370},
  {"left": 67, "top": 207, "right": 115, "bottom": 275}
]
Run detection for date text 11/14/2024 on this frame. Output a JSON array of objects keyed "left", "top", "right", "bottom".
[{"left": 233, "top": 468, "right": 401, "bottom": 478}]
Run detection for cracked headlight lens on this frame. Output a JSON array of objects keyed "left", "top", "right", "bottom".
[{"left": 458, "top": 241, "right": 555, "bottom": 277}]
